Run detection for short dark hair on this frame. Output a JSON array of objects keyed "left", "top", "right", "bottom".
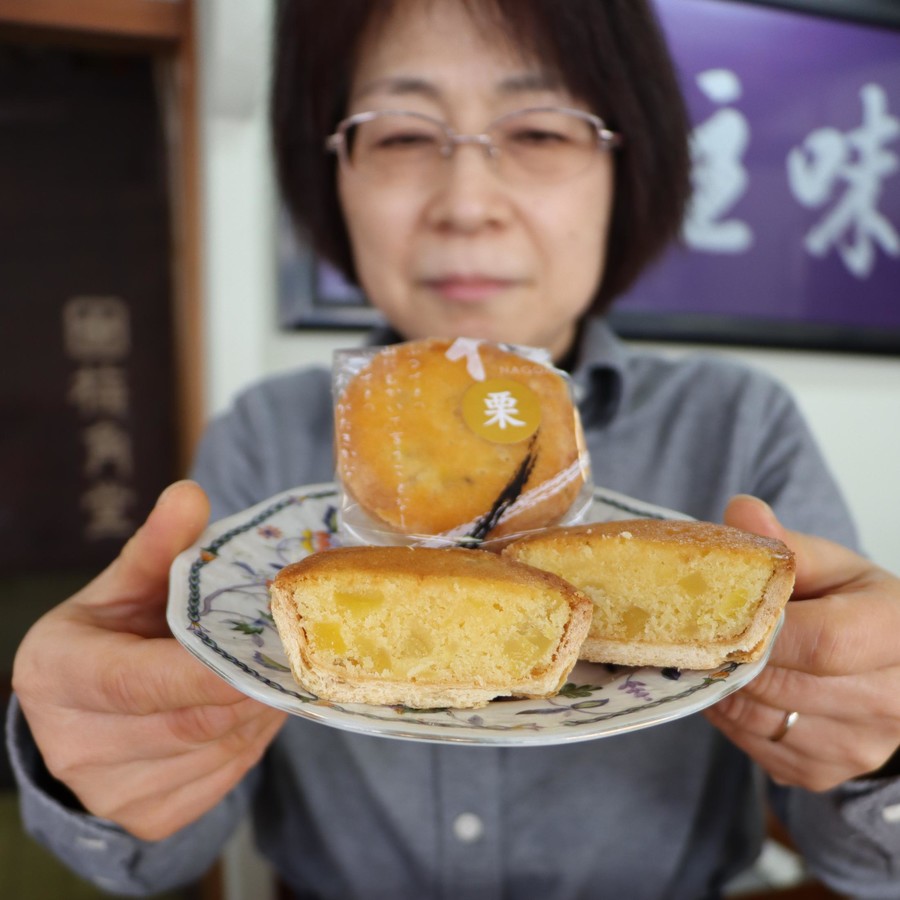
[{"left": 271, "top": 0, "right": 692, "bottom": 314}]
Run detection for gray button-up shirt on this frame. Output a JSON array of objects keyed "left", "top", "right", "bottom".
[{"left": 9, "top": 320, "right": 900, "bottom": 898}]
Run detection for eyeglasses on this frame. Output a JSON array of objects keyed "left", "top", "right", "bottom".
[{"left": 326, "top": 106, "right": 622, "bottom": 186}]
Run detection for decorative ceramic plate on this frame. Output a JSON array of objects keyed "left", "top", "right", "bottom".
[{"left": 168, "top": 483, "right": 776, "bottom": 746}]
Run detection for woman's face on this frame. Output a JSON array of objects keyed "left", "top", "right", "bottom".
[{"left": 338, "top": 0, "right": 615, "bottom": 362}]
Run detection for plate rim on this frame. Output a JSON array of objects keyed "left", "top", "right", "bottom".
[{"left": 167, "top": 483, "right": 773, "bottom": 747}]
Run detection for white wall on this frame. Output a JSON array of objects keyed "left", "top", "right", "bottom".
[
  {"left": 197, "top": 0, "right": 278, "bottom": 418},
  {"left": 197, "top": 1, "right": 900, "bottom": 578}
]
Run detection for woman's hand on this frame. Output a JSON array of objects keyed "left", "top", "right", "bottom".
[
  {"left": 12, "top": 481, "right": 287, "bottom": 841},
  {"left": 704, "top": 495, "right": 900, "bottom": 791}
]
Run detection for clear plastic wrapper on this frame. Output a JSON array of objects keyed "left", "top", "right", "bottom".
[{"left": 332, "top": 337, "right": 593, "bottom": 549}]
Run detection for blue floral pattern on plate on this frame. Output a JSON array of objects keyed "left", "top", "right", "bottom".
[{"left": 167, "top": 483, "right": 776, "bottom": 746}]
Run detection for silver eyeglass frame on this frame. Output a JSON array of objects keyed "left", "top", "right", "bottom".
[{"left": 325, "top": 106, "right": 623, "bottom": 171}]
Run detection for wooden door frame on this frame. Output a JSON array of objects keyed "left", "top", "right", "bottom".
[
  {"left": 0, "top": 0, "right": 204, "bottom": 473},
  {"left": 0, "top": 0, "right": 188, "bottom": 41}
]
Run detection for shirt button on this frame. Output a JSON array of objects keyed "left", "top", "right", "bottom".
[
  {"left": 882, "top": 803, "right": 900, "bottom": 824},
  {"left": 76, "top": 836, "right": 108, "bottom": 851},
  {"left": 453, "top": 812, "right": 485, "bottom": 843}
]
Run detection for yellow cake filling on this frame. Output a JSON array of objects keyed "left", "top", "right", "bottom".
[
  {"left": 510, "top": 538, "right": 773, "bottom": 644},
  {"left": 300, "top": 577, "right": 569, "bottom": 685}
]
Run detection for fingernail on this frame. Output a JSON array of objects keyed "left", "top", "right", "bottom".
[
  {"left": 155, "top": 480, "right": 196, "bottom": 506},
  {"left": 733, "top": 494, "right": 772, "bottom": 513},
  {"left": 734, "top": 494, "right": 780, "bottom": 524}
]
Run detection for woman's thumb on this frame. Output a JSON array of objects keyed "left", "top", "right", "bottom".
[
  {"left": 86, "top": 480, "right": 211, "bottom": 608},
  {"left": 723, "top": 494, "right": 787, "bottom": 543}
]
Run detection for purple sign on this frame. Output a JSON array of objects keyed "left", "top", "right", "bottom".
[{"left": 615, "top": 0, "right": 900, "bottom": 349}]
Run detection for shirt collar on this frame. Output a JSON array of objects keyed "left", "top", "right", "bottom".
[
  {"left": 568, "top": 317, "right": 625, "bottom": 428},
  {"left": 366, "top": 316, "right": 626, "bottom": 428}
]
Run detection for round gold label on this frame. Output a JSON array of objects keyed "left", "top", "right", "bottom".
[{"left": 461, "top": 378, "right": 541, "bottom": 444}]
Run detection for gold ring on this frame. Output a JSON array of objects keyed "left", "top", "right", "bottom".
[{"left": 769, "top": 710, "right": 800, "bottom": 743}]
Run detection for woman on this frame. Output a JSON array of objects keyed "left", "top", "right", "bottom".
[{"left": 9, "top": 1, "right": 900, "bottom": 897}]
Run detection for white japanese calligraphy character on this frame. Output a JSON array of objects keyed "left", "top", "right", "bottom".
[
  {"left": 484, "top": 391, "right": 525, "bottom": 429},
  {"left": 68, "top": 366, "right": 130, "bottom": 417},
  {"left": 81, "top": 481, "right": 136, "bottom": 540},
  {"left": 63, "top": 296, "right": 130, "bottom": 362},
  {"left": 82, "top": 421, "right": 134, "bottom": 478},
  {"left": 787, "top": 83, "right": 899, "bottom": 278},
  {"left": 684, "top": 69, "right": 753, "bottom": 253}
]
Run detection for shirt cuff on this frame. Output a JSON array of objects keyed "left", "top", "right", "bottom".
[
  {"left": 786, "top": 777, "right": 900, "bottom": 898},
  {"left": 837, "top": 777, "right": 900, "bottom": 859},
  {"left": 5, "top": 693, "right": 241, "bottom": 895}
]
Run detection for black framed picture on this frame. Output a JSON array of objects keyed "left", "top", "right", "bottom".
[
  {"left": 608, "top": 0, "right": 900, "bottom": 352},
  {"left": 278, "top": 0, "right": 900, "bottom": 352},
  {"left": 277, "top": 213, "right": 380, "bottom": 330},
  {"left": 738, "top": 0, "right": 900, "bottom": 29}
]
